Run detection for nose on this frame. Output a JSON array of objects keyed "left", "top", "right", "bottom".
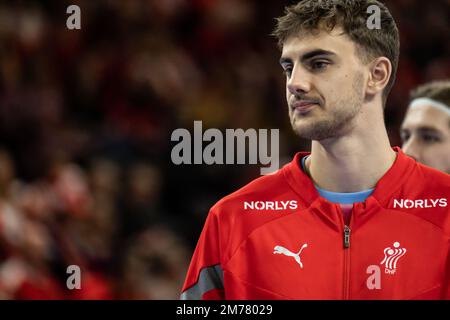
[
  {"left": 287, "top": 66, "right": 311, "bottom": 96},
  {"left": 402, "top": 137, "right": 421, "bottom": 162}
]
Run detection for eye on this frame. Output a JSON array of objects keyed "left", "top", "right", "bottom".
[
  {"left": 421, "top": 134, "right": 441, "bottom": 143},
  {"left": 282, "top": 66, "right": 293, "bottom": 78},
  {"left": 310, "top": 60, "right": 329, "bottom": 70},
  {"left": 400, "top": 131, "right": 410, "bottom": 142}
]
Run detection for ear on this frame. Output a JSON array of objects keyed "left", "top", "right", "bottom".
[{"left": 366, "top": 57, "right": 392, "bottom": 96}]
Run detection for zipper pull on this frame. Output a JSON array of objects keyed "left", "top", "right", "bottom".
[{"left": 344, "top": 225, "right": 351, "bottom": 249}]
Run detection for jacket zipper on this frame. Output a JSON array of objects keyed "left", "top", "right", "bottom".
[
  {"left": 344, "top": 225, "right": 351, "bottom": 249},
  {"left": 342, "top": 201, "right": 355, "bottom": 300},
  {"left": 343, "top": 224, "right": 351, "bottom": 299}
]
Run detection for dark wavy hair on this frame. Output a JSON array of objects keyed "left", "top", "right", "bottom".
[{"left": 272, "top": 0, "right": 400, "bottom": 103}]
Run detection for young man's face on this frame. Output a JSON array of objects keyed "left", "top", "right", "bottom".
[
  {"left": 401, "top": 104, "right": 450, "bottom": 174},
  {"left": 280, "top": 27, "right": 367, "bottom": 140}
]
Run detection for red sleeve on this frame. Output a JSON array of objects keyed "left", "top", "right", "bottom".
[{"left": 180, "top": 210, "right": 225, "bottom": 300}]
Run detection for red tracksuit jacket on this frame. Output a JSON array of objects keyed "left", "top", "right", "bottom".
[{"left": 181, "top": 148, "right": 450, "bottom": 299}]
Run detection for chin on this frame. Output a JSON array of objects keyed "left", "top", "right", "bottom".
[
  {"left": 291, "top": 119, "right": 337, "bottom": 141},
  {"left": 292, "top": 125, "right": 326, "bottom": 140}
]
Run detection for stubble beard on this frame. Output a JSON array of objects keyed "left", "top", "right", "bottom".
[{"left": 290, "top": 74, "right": 364, "bottom": 141}]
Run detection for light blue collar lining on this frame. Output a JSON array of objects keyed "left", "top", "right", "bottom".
[{"left": 301, "top": 155, "right": 374, "bottom": 204}]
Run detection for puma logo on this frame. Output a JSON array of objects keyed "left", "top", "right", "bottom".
[{"left": 273, "top": 243, "right": 308, "bottom": 268}]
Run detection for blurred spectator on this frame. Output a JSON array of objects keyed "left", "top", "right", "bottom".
[{"left": 117, "top": 225, "right": 189, "bottom": 299}]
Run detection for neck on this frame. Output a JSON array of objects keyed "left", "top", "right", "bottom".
[{"left": 305, "top": 107, "right": 396, "bottom": 193}]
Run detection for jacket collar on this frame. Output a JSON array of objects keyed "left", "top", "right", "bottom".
[{"left": 283, "top": 146, "right": 415, "bottom": 209}]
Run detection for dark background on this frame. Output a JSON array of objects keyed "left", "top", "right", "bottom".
[{"left": 0, "top": 0, "right": 448, "bottom": 299}]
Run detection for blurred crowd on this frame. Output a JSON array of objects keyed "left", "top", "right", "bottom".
[{"left": 0, "top": 0, "right": 448, "bottom": 299}]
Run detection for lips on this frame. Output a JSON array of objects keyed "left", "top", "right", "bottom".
[{"left": 292, "top": 101, "right": 319, "bottom": 113}]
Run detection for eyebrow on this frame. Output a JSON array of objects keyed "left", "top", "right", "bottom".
[
  {"left": 417, "top": 127, "right": 442, "bottom": 135},
  {"left": 401, "top": 126, "right": 442, "bottom": 135},
  {"left": 279, "top": 49, "right": 337, "bottom": 65}
]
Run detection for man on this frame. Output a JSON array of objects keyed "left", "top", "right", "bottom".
[
  {"left": 181, "top": 0, "right": 450, "bottom": 299},
  {"left": 401, "top": 81, "right": 450, "bottom": 174}
]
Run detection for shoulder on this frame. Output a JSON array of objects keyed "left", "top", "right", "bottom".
[
  {"left": 210, "top": 167, "right": 291, "bottom": 216},
  {"left": 409, "top": 161, "right": 450, "bottom": 189},
  {"left": 393, "top": 161, "right": 450, "bottom": 235}
]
